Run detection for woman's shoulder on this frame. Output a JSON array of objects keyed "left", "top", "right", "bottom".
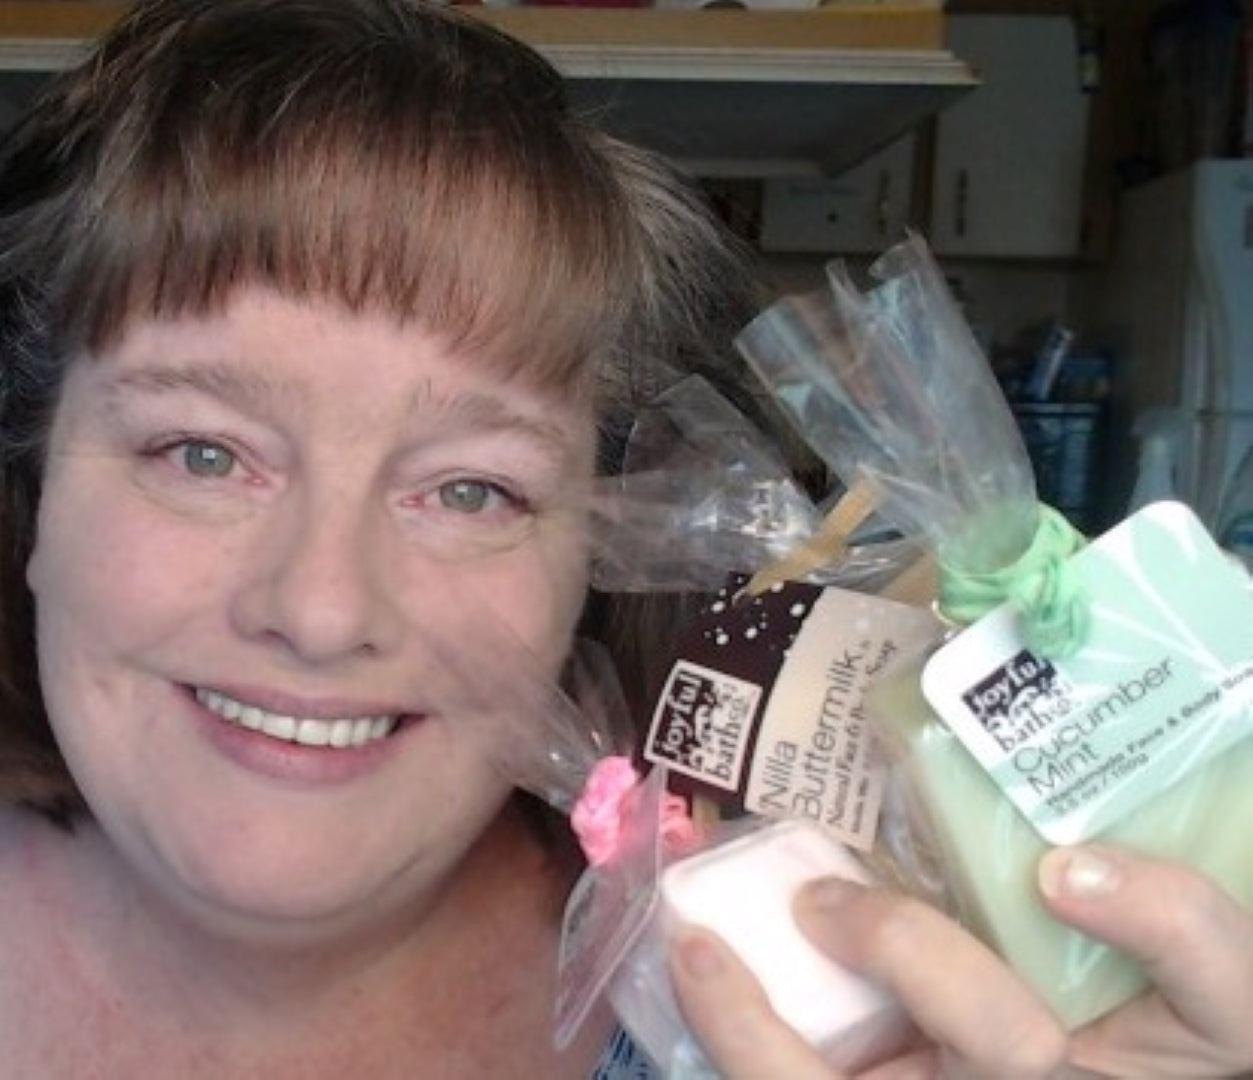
[
  {"left": 0, "top": 807, "right": 101, "bottom": 965},
  {"left": 0, "top": 804, "right": 48, "bottom": 888},
  {"left": 0, "top": 807, "right": 79, "bottom": 945},
  {"left": 0, "top": 808, "right": 75, "bottom": 1022},
  {"left": 0, "top": 801, "right": 81, "bottom": 869}
]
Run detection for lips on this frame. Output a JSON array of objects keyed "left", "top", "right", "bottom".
[{"left": 194, "top": 687, "right": 399, "bottom": 748}]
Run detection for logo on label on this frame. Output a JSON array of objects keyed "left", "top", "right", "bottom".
[
  {"left": 962, "top": 648, "right": 1075, "bottom": 751},
  {"left": 646, "top": 661, "right": 760, "bottom": 791}
]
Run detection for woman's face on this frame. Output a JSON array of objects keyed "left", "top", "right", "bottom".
[{"left": 26, "top": 287, "right": 596, "bottom": 932}]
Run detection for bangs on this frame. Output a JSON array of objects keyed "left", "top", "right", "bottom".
[{"left": 52, "top": 3, "right": 639, "bottom": 396}]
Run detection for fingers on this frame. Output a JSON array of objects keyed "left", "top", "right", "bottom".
[
  {"left": 1038, "top": 845, "right": 1253, "bottom": 1029},
  {"left": 669, "top": 925, "right": 841, "bottom": 1080},
  {"left": 1038, "top": 845, "right": 1253, "bottom": 1076},
  {"left": 856, "top": 1047, "right": 941, "bottom": 1080},
  {"left": 669, "top": 876, "right": 1069, "bottom": 1080},
  {"left": 794, "top": 878, "right": 1068, "bottom": 1080}
]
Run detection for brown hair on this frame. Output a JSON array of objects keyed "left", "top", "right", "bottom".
[{"left": 0, "top": 0, "right": 774, "bottom": 820}]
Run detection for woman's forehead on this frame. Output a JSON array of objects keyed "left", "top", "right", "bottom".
[{"left": 88, "top": 289, "right": 598, "bottom": 433}]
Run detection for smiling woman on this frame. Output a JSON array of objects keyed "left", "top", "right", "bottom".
[
  {"left": 0, "top": 5, "right": 1250, "bottom": 1080},
  {"left": 0, "top": 1, "right": 775, "bottom": 1075},
  {"left": 0, "top": 0, "right": 763, "bottom": 799}
]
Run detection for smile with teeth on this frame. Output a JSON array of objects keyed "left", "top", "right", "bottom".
[{"left": 195, "top": 687, "right": 399, "bottom": 748}]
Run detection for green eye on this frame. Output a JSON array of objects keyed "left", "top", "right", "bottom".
[
  {"left": 438, "top": 479, "right": 495, "bottom": 513},
  {"left": 182, "top": 441, "right": 236, "bottom": 478}
]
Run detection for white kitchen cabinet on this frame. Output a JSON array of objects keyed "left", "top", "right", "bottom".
[
  {"left": 928, "top": 14, "right": 1090, "bottom": 258},
  {"left": 759, "top": 13, "right": 1091, "bottom": 260},
  {"left": 759, "top": 134, "right": 918, "bottom": 254}
]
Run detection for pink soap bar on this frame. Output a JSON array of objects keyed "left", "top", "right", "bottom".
[
  {"left": 609, "top": 818, "right": 909, "bottom": 1073},
  {"left": 662, "top": 818, "right": 907, "bottom": 1070}
]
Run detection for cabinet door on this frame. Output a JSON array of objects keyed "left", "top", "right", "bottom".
[
  {"left": 930, "top": 15, "right": 1089, "bottom": 258},
  {"left": 758, "top": 135, "right": 917, "bottom": 255}
]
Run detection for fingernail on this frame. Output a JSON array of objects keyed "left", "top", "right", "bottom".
[
  {"left": 796, "top": 875, "right": 858, "bottom": 914},
  {"left": 1040, "top": 847, "right": 1120, "bottom": 899},
  {"left": 675, "top": 929, "right": 726, "bottom": 981}
]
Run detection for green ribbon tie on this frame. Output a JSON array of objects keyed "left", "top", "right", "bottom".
[{"left": 937, "top": 504, "right": 1090, "bottom": 658}]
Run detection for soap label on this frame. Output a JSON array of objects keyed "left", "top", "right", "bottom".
[
  {"left": 649, "top": 661, "right": 761, "bottom": 792},
  {"left": 923, "top": 501, "right": 1253, "bottom": 846},
  {"left": 644, "top": 575, "right": 940, "bottom": 851}
]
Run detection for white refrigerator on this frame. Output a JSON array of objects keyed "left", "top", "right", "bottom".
[{"left": 1092, "top": 159, "right": 1253, "bottom": 529}]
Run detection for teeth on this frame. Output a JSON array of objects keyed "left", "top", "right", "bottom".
[
  {"left": 195, "top": 688, "right": 398, "bottom": 748},
  {"left": 294, "top": 718, "right": 329, "bottom": 747},
  {"left": 262, "top": 714, "right": 297, "bottom": 741}
]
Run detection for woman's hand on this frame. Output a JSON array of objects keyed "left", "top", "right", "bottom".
[
  {"left": 1039, "top": 845, "right": 1253, "bottom": 1078},
  {"left": 669, "top": 877, "right": 1068, "bottom": 1080}
]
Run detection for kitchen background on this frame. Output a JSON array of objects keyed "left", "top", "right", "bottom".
[
  {"left": 723, "top": 0, "right": 1253, "bottom": 544},
  {"left": 1, "top": 0, "right": 1251, "bottom": 545}
]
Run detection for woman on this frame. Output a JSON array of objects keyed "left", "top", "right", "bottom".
[{"left": 0, "top": 1, "right": 1249, "bottom": 1076}]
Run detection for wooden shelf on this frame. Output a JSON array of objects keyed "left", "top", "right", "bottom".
[{"left": 0, "top": 2, "right": 975, "bottom": 176}]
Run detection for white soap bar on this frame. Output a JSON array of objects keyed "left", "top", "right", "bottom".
[
  {"left": 663, "top": 819, "right": 905, "bottom": 1068},
  {"left": 609, "top": 818, "right": 908, "bottom": 1074}
]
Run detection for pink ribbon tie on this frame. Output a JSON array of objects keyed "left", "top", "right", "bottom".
[{"left": 571, "top": 755, "right": 695, "bottom": 867}]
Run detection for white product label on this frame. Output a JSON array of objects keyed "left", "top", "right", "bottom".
[
  {"left": 922, "top": 501, "right": 1253, "bottom": 845},
  {"left": 743, "top": 590, "right": 937, "bottom": 851}
]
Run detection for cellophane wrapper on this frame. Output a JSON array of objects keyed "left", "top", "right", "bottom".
[{"left": 737, "top": 232, "right": 1253, "bottom": 1032}]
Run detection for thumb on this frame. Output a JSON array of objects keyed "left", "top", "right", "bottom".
[{"left": 1038, "top": 845, "right": 1253, "bottom": 1038}]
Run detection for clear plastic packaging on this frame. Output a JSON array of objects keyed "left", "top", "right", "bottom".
[
  {"left": 873, "top": 591, "right": 1253, "bottom": 1028},
  {"left": 585, "top": 373, "right": 922, "bottom": 595},
  {"left": 732, "top": 232, "right": 1253, "bottom": 1032},
  {"left": 1126, "top": 406, "right": 1184, "bottom": 514},
  {"left": 409, "top": 588, "right": 695, "bottom": 1050},
  {"left": 734, "top": 233, "right": 1039, "bottom": 580},
  {"left": 438, "top": 234, "right": 1253, "bottom": 1057},
  {"left": 431, "top": 368, "right": 937, "bottom": 1066},
  {"left": 602, "top": 566, "right": 940, "bottom": 1074}
]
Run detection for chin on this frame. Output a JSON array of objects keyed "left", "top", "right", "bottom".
[{"left": 120, "top": 796, "right": 497, "bottom": 942}]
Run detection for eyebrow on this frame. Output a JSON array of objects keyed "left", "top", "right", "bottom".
[
  {"left": 408, "top": 380, "right": 578, "bottom": 457},
  {"left": 107, "top": 362, "right": 297, "bottom": 415},
  {"left": 106, "top": 362, "right": 580, "bottom": 457}
]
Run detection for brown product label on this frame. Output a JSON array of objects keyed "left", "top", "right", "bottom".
[{"left": 644, "top": 575, "right": 940, "bottom": 851}]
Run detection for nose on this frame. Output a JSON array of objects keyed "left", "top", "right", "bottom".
[{"left": 229, "top": 487, "right": 405, "bottom": 665}]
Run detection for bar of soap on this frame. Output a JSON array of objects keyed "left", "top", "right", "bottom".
[
  {"left": 664, "top": 818, "right": 907, "bottom": 1068},
  {"left": 609, "top": 818, "right": 908, "bottom": 1073},
  {"left": 871, "top": 662, "right": 1253, "bottom": 1030}
]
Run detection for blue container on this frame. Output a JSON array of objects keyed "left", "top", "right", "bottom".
[{"left": 1012, "top": 403, "right": 1105, "bottom": 532}]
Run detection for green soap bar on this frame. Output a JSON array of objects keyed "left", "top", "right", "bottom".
[{"left": 871, "top": 662, "right": 1253, "bottom": 1030}]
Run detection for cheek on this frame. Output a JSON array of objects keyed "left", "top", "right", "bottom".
[
  {"left": 445, "top": 532, "right": 589, "bottom": 677},
  {"left": 24, "top": 484, "right": 153, "bottom": 728},
  {"left": 26, "top": 481, "right": 102, "bottom": 614},
  {"left": 522, "top": 523, "right": 591, "bottom": 653},
  {"left": 26, "top": 468, "right": 214, "bottom": 643}
]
